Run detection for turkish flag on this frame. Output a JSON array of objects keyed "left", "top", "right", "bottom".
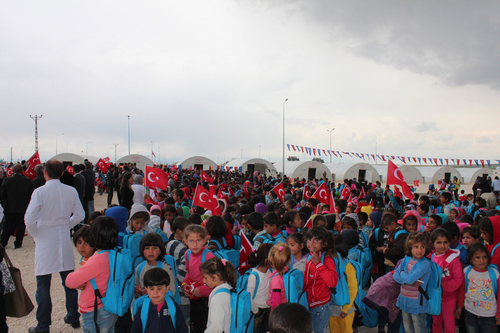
[
  {"left": 145, "top": 166, "right": 169, "bottom": 189},
  {"left": 193, "top": 184, "right": 212, "bottom": 210},
  {"left": 23, "top": 151, "right": 41, "bottom": 180},
  {"left": 386, "top": 160, "right": 413, "bottom": 200},
  {"left": 6, "top": 168, "right": 12, "bottom": 177},
  {"left": 394, "top": 186, "right": 403, "bottom": 199},
  {"left": 413, "top": 180, "right": 420, "bottom": 187},
  {"left": 97, "top": 157, "right": 111, "bottom": 173},
  {"left": 172, "top": 173, "right": 178, "bottom": 181},
  {"left": 370, "top": 199, "right": 375, "bottom": 210},
  {"left": 66, "top": 166, "right": 74, "bottom": 175},
  {"left": 209, "top": 185, "right": 222, "bottom": 216},
  {"left": 359, "top": 186, "right": 366, "bottom": 199},
  {"left": 201, "top": 171, "right": 214, "bottom": 184},
  {"left": 170, "top": 165, "right": 178, "bottom": 171},
  {"left": 329, "top": 189, "right": 338, "bottom": 214},
  {"left": 312, "top": 182, "right": 330, "bottom": 205},
  {"left": 272, "top": 182, "right": 286, "bottom": 203},
  {"left": 303, "top": 217, "right": 312, "bottom": 229},
  {"left": 355, "top": 202, "right": 370, "bottom": 214},
  {"left": 303, "top": 186, "right": 311, "bottom": 201},
  {"left": 340, "top": 185, "right": 350, "bottom": 200},
  {"left": 347, "top": 195, "right": 352, "bottom": 205},
  {"left": 238, "top": 233, "right": 253, "bottom": 275}
]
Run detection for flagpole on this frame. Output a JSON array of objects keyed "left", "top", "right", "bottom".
[{"left": 282, "top": 98, "right": 288, "bottom": 178}]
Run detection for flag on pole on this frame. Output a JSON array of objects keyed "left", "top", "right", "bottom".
[
  {"left": 238, "top": 232, "right": 253, "bottom": 275},
  {"left": 386, "top": 160, "right": 413, "bottom": 200},
  {"left": 192, "top": 184, "right": 211, "bottom": 210},
  {"left": 145, "top": 166, "right": 170, "bottom": 189},
  {"left": 272, "top": 182, "right": 286, "bottom": 203}
]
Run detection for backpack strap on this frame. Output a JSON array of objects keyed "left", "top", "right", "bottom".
[
  {"left": 165, "top": 295, "right": 177, "bottom": 330},
  {"left": 209, "top": 239, "right": 223, "bottom": 250},
  {"left": 374, "top": 228, "right": 380, "bottom": 242},
  {"left": 464, "top": 265, "right": 473, "bottom": 295},
  {"left": 488, "top": 266, "right": 498, "bottom": 296},
  {"left": 140, "top": 298, "right": 150, "bottom": 333},
  {"left": 492, "top": 243, "right": 500, "bottom": 257},
  {"left": 214, "top": 287, "right": 231, "bottom": 296},
  {"left": 249, "top": 271, "right": 260, "bottom": 299},
  {"left": 137, "top": 261, "right": 147, "bottom": 276},
  {"left": 394, "top": 229, "right": 409, "bottom": 240}
]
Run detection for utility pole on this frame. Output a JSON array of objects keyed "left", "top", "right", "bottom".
[
  {"left": 128, "top": 115, "right": 131, "bottom": 155},
  {"left": 113, "top": 143, "right": 119, "bottom": 162},
  {"left": 30, "top": 115, "right": 42, "bottom": 152}
]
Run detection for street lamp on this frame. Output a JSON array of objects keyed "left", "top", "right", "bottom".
[
  {"left": 282, "top": 98, "right": 288, "bottom": 177},
  {"left": 327, "top": 128, "right": 335, "bottom": 163},
  {"left": 86, "top": 142, "right": 93, "bottom": 155},
  {"left": 56, "top": 133, "right": 64, "bottom": 155}
]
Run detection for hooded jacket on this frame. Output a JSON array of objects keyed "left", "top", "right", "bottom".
[
  {"left": 485, "top": 216, "right": 500, "bottom": 267},
  {"left": 105, "top": 206, "right": 129, "bottom": 247}
]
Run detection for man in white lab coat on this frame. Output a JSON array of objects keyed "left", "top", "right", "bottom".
[{"left": 25, "top": 159, "right": 85, "bottom": 333}]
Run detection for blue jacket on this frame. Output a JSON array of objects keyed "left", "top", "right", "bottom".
[
  {"left": 131, "top": 299, "right": 188, "bottom": 333},
  {"left": 393, "top": 256, "right": 432, "bottom": 314}
]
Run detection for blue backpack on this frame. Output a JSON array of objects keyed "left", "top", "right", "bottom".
[
  {"left": 308, "top": 252, "right": 349, "bottom": 306},
  {"left": 492, "top": 244, "right": 500, "bottom": 257},
  {"left": 344, "top": 259, "right": 378, "bottom": 328},
  {"left": 406, "top": 256, "right": 442, "bottom": 316},
  {"left": 209, "top": 238, "right": 240, "bottom": 268},
  {"left": 283, "top": 268, "right": 309, "bottom": 309},
  {"left": 465, "top": 265, "right": 498, "bottom": 295},
  {"left": 233, "top": 234, "right": 242, "bottom": 251},
  {"left": 347, "top": 244, "right": 373, "bottom": 288},
  {"left": 359, "top": 227, "right": 370, "bottom": 246},
  {"left": 123, "top": 231, "right": 148, "bottom": 271},
  {"left": 215, "top": 287, "right": 255, "bottom": 333},
  {"left": 394, "top": 229, "right": 409, "bottom": 240},
  {"left": 185, "top": 248, "right": 211, "bottom": 263},
  {"left": 90, "top": 247, "right": 135, "bottom": 331},
  {"left": 236, "top": 269, "right": 260, "bottom": 299},
  {"left": 136, "top": 255, "right": 181, "bottom": 305},
  {"left": 132, "top": 294, "right": 177, "bottom": 333}
]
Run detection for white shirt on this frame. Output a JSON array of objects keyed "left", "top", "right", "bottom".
[
  {"left": 24, "top": 179, "right": 85, "bottom": 276},
  {"left": 247, "top": 269, "right": 271, "bottom": 314},
  {"left": 492, "top": 179, "right": 500, "bottom": 192},
  {"left": 131, "top": 184, "right": 146, "bottom": 205},
  {"left": 205, "top": 282, "right": 232, "bottom": 333}
]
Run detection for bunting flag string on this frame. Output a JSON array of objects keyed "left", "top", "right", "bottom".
[{"left": 286, "top": 143, "right": 497, "bottom": 167}]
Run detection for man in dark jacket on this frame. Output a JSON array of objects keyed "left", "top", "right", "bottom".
[
  {"left": 0, "top": 164, "right": 34, "bottom": 248},
  {"left": 32, "top": 164, "right": 46, "bottom": 189}
]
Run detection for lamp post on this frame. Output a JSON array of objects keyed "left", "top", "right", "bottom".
[
  {"left": 282, "top": 98, "right": 288, "bottom": 177},
  {"left": 56, "top": 133, "right": 64, "bottom": 155},
  {"left": 327, "top": 128, "right": 335, "bottom": 163},
  {"left": 86, "top": 142, "right": 92, "bottom": 155}
]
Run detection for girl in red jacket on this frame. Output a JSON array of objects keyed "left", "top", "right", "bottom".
[{"left": 304, "top": 226, "right": 339, "bottom": 333}]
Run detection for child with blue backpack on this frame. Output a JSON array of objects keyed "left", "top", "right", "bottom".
[
  {"left": 199, "top": 257, "right": 237, "bottom": 333},
  {"left": 261, "top": 213, "right": 287, "bottom": 245},
  {"left": 455, "top": 242, "right": 500, "bottom": 333},
  {"left": 430, "top": 228, "right": 464, "bottom": 333},
  {"left": 127, "top": 204, "right": 153, "bottom": 235},
  {"left": 131, "top": 268, "right": 188, "bottom": 333},
  {"left": 304, "top": 226, "right": 339, "bottom": 333},
  {"left": 329, "top": 234, "right": 358, "bottom": 333},
  {"left": 266, "top": 243, "right": 291, "bottom": 311},
  {"left": 382, "top": 214, "right": 409, "bottom": 273},
  {"left": 282, "top": 211, "right": 302, "bottom": 238},
  {"left": 66, "top": 216, "right": 120, "bottom": 333},
  {"left": 134, "top": 233, "right": 177, "bottom": 300},
  {"left": 393, "top": 232, "right": 432, "bottom": 333},
  {"left": 441, "top": 222, "right": 467, "bottom": 267},
  {"left": 244, "top": 243, "right": 272, "bottom": 333},
  {"left": 286, "top": 232, "right": 308, "bottom": 272},
  {"left": 182, "top": 225, "right": 214, "bottom": 333}
]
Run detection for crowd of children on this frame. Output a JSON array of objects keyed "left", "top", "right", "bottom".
[{"left": 62, "top": 166, "right": 500, "bottom": 333}]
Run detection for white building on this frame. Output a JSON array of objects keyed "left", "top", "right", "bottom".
[
  {"left": 273, "top": 161, "right": 332, "bottom": 180},
  {"left": 415, "top": 166, "right": 462, "bottom": 184},
  {"left": 224, "top": 158, "right": 277, "bottom": 176},
  {"left": 325, "top": 163, "right": 380, "bottom": 182},
  {"left": 116, "top": 154, "right": 154, "bottom": 171},
  {"left": 178, "top": 156, "right": 218, "bottom": 171},
  {"left": 455, "top": 168, "right": 493, "bottom": 184}
]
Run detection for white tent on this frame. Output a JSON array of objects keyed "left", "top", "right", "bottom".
[
  {"left": 51, "top": 153, "right": 100, "bottom": 166},
  {"left": 178, "top": 156, "right": 218, "bottom": 171},
  {"left": 455, "top": 168, "right": 493, "bottom": 184},
  {"left": 116, "top": 154, "right": 154, "bottom": 171},
  {"left": 225, "top": 158, "right": 277, "bottom": 176},
  {"left": 273, "top": 161, "right": 332, "bottom": 180},
  {"left": 415, "top": 166, "right": 462, "bottom": 184},
  {"left": 372, "top": 164, "right": 423, "bottom": 183},
  {"left": 324, "top": 163, "right": 380, "bottom": 182}
]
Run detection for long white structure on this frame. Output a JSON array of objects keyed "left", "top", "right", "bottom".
[
  {"left": 117, "top": 154, "right": 154, "bottom": 171},
  {"left": 273, "top": 161, "right": 332, "bottom": 180},
  {"left": 325, "top": 163, "right": 380, "bottom": 182},
  {"left": 225, "top": 158, "right": 277, "bottom": 176},
  {"left": 415, "top": 166, "right": 462, "bottom": 184},
  {"left": 455, "top": 168, "right": 493, "bottom": 184},
  {"left": 51, "top": 153, "right": 99, "bottom": 166},
  {"left": 178, "top": 156, "right": 218, "bottom": 171}
]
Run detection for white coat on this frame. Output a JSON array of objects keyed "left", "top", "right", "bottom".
[{"left": 24, "top": 179, "right": 85, "bottom": 276}]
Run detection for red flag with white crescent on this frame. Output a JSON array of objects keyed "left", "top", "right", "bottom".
[
  {"left": 66, "top": 166, "right": 74, "bottom": 175},
  {"left": 340, "top": 185, "right": 350, "bottom": 200},
  {"left": 6, "top": 168, "right": 12, "bottom": 177},
  {"left": 172, "top": 173, "right": 178, "bottom": 181},
  {"left": 23, "top": 151, "right": 41, "bottom": 180},
  {"left": 413, "top": 180, "right": 420, "bottom": 187},
  {"left": 192, "top": 184, "right": 212, "bottom": 210},
  {"left": 145, "top": 166, "right": 169, "bottom": 189},
  {"left": 238, "top": 232, "right": 253, "bottom": 275},
  {"left": 209, "top": 185, "right": 222, "bottom": 216},
  {"left": 303, "top": 185, "right": 311, "bottom": 201},
  {"left": 359, "top": 186, "right": 366, "bottom": 199},
  {"left": 312, "top": 182, "right": 330, "bottom": 205},
  {"left": 201, "top": 170, "right": 214, "bottom": 184},
  {"left": 272, "top": 182, "right": 286, "bottom": 203},
  {"left": 97, "top": 157, "right": 111, "bottom": 173},
  {"left": 386, "top": 160, "right": 413, "bottom": 199}
]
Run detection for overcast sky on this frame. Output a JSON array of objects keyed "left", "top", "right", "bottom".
[{"left": 1, "top": 1, "right": 499, "bottom": 165}]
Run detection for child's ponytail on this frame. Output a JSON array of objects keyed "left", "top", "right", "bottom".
[
  {"left": 248, "top": 243, "right": 273, "bottom": 268},
  {"left": 268, "top": 243, "right": 291, "bottom": 276},
  {"left": 200, "top": 257, "right": 237, "bottom": 288}
]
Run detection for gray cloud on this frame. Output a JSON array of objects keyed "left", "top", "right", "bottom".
[
  {"left": 415, "top": 122, "right": 438, "bottom": 132},
  {"left": 476, "top": 136, "right": 493, "bottom": 143}
]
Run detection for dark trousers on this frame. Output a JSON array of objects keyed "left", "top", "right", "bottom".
[
  {"left": 0, "top": 213, "right": 26, "bottom": 248},
  {"left": 107, "top": 185, "right": 114, "bottom": 206},
  {"left": 190, "top": 297, "right": 209, "bottom": 333},
  {"left": 0, "top": 286, "right": 7, "bottom": 333},
  {"left": 35, "top": 270, "right": 79, "bottom": 331},
  {"left": 114, "top": 310, "right": 132, "bottom": 333}
]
